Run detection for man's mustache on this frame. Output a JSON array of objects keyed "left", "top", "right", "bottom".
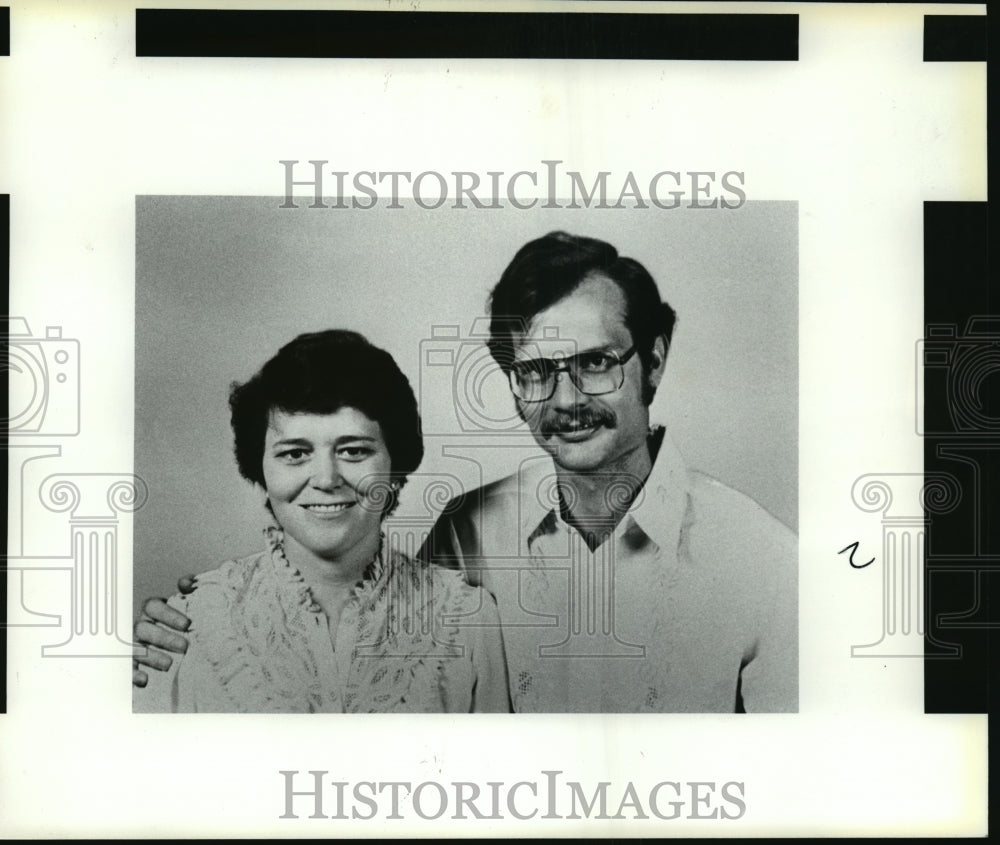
[{"left": 540, "top": 407, "right": 617, "bottom": 435}]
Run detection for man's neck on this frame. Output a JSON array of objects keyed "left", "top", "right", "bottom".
[{"left": 555, "top": 426, "right": 664, "bottom": 551}]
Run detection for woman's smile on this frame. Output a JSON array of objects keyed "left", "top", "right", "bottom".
[{"left": 300, "top": 501, "right": 357, "bottom": 516}]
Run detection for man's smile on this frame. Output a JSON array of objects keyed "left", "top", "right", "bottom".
[{"left": 548, "top": 422, "right": 601, "bottom": 443}]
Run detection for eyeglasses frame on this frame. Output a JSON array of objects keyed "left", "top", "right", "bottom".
[{"left": 508, "top": 344, "right": 640, "bottom": 403}]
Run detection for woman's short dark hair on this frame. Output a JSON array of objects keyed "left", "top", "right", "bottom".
[
  {"left": 229, "top": 329, "right": 423, "bottom": 516},
  {"left": 487, "top": 231, "right": 677, "bottom": 405}
]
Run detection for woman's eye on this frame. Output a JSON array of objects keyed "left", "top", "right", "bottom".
[
  {"left": 278, "top": 448, "right": 308, "bottom": 461},
  {"left": 338, "top": 446, "right": 373, "bottom": 460}
]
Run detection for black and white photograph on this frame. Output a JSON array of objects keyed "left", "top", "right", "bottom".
[
  {"left": 0, "top": 0, "right": 988, "bottom": 838},
  {"left": 130, "top": 196, "right": 798, "bottom": 714}
]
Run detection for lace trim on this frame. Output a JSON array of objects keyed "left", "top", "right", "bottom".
[
  {"left": 189, "top": 529, "right": 479, "bottom": 713},
  {"left": 188, "top": 549, "right": 325, "bottom": 713},
  {"left": 262, "top": 525, "right": 388, "bottom": 612},
  {"left": 343, "top": 545, "right": 472, "bottom": 712}
]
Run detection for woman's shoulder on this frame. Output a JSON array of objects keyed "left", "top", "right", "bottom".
[{"left": 180, "top": 549, "right": 273, "bottom": 606}]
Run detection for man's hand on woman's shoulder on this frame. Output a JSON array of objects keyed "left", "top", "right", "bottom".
[{"left": 131, "top": 576, "right": 197, "bottom": 687}]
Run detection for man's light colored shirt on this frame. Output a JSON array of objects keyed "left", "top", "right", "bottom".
[{"left": 423, "top": 429, "right": 797, "bottom": 713}]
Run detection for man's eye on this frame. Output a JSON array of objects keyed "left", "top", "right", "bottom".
[
  {"left": 278, "top": 448, "right": 308, "bottom": 461},
  {"left": 578, "top": 352, "right": 614, "bottom": 372},
  {"left": 513, "top": 360, "right": 549, "bottom": 382}
]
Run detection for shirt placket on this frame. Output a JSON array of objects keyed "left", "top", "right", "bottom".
[{"left": 301, "top": 603, "right": 346, "bottom": 712}]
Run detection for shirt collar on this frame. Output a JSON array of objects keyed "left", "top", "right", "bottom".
[
  {"left": 518, "top": 456, "right": 562, "bottom": 544},
  {"left": 522, "top": 425, "right": 691, "bottom": 554},
  {"left": 628, "top": 426, "right": 690, "bottom": 553}
]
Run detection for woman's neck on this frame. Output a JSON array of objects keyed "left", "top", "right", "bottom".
[{"left": 281, "top": 530, "right": 382, "bottom": 594}]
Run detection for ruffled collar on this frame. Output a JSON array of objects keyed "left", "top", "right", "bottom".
[
  {"left": 262, "top": 525, "right": 388, "bottom": 614},
  {"left": 182, "top": 528, "right": 476, "bottom": 712}
]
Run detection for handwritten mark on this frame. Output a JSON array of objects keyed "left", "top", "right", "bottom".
[{"left": 838, "top": 541, "right": 875, "bottom": 569}]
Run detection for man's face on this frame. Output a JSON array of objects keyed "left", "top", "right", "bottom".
[{"left": 512, "top": 273, "right": 665, "bottom": 474}]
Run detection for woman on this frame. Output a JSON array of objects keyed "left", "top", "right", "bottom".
[{"left": 133, "top": 329, "right": 510, "bottom": 713}]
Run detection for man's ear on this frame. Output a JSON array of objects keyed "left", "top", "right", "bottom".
[{"left": 647, "top": 335, "right": 668, "bottom": 393}]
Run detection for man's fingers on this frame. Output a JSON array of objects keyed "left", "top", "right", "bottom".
[
  {"left": 133, "top": 665, "right": 148, "bottom": 688},
  {"left": 141, "top": 597, "right": 191, "bottom": 632},
  {"left": 134, "top": 618, "right": 188, "bottom": 654},
  {"left": 132, "top": 641, "right": 176, "bottom": 671}
]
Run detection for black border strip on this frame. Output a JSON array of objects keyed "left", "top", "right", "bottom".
[
  {"left": 924, "top": 14, "right": 987, "bottom": 62},
  {"left": 1, "top": 7, "right": 9, "bottom": 57},
  {"left": 135, "top": 9, "right": 798, "bottom": 60},
  {"left": 1, "top": 194, "right": 8, "bottom": 715},
  {"left": 923, "top": 3, "right": 994, "bottom": 727},
  {"left": 923, "top": 202, "right": 995, "bottom": 717}
]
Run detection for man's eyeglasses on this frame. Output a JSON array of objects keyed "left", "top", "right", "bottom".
[{"left": 508, "top": 346, "right": 638, "bottom": 403}]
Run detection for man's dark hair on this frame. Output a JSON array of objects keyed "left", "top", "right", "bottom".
[
  {"left": 486, "top": 231, "right": 677, "bottom": 405},
  {"left": 229, "top": 329, "right": 423, "bottom": 516}
]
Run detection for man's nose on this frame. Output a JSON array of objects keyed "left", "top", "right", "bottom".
[{"left": 550, "top": 368, "right": 586, "bottom": 408}]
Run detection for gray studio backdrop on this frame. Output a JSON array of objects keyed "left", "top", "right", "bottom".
[{"left": 134, "top": 197, "right": 797, "bottom": 607}]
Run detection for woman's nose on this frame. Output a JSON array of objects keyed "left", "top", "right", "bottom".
[{"left": 310, "top": 455, "right": 342, "bottom": 489}]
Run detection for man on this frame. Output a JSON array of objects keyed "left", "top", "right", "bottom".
[{"left": 134, "top": 231, "right": 797, "bottom": 713}]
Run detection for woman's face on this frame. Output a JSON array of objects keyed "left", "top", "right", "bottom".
[{"left": 262, "top": 406, "right": 392, "bottom": 566}]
